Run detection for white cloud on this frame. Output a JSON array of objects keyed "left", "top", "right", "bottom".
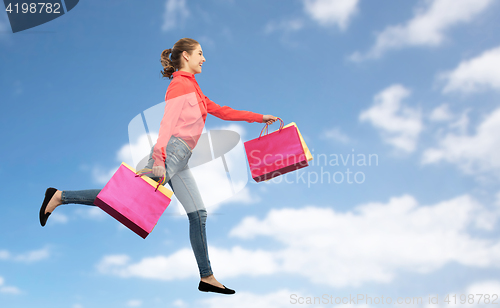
[
  {"left": 265, "top": 0, "right": 359, "bottom": 35},
  {"left": 172, "top": 299, "right": 188, "bottom": 307},
  {"left": 117, "top": 141, "right": 139, "bottom": 168},
  {"left": 97, "top": 254, "right": 129, "bottom": 268},
  {"left": 429, "top": 103, "right": 453, "bottom": 122},
  {"left": 447, "top": 108, "right": 471, "bottom": 135},
  {"left": 359, "top": 84, "right": 423, "bottom": 152},
  {"left": 321, "top": 127, "right": 351, "bottom": 143},
  {"left": 0, "top": 276, "right": 22, "bottom": 295},
  {"left": 162, "top": 0, "right": 190, "bottom": 32},
  {"left": 96, "top": 249, "right": 198, "bottom": 280},
  {"left": 0, "top": 251, "right": 8, "bottom": 260},
  {"left": 231, "top": 194, "right": 500, "bottom": 287},
  {"left": 207, "top": 246, "right": 282, "bottom": 278},
  {"left": 49, "top": 212, "right": 69, "bottom": 224},
  {"left": 464, "top": 281, "right": 500, "bottom": 306},
  {"left": 467, "top": 280, "right": 500, "bottom": 294},
  {"left": 127, "top": 299, "right": 142, "bottom": 307},
  {"left": 430, "top": 280, "right": 500, "bottom": 308},
  {"left": 14, "top": 247, "right": 50, "bottom": 263},
  {"left": 224, "top": 186, "right": 261, "bottom": 205},
  {"left": 0, "top": 285, "right": 22, "bottom": 295},
  {"left": 350, "top": 0, "right": 494, "bottom": 61},
  {"left": 96, "top": 245, "right": 279, "bottom": 281},
  {"left": 302, "top": 0, "right": 359, "bottom": 30},
  {"left": 96, "top": 193, "right": 500, "bottom": 288},
  {"left": 440, "top": 46, "right": 500, "bottom": 94},
  {"left": 0, "top": 247, "right": 50, "bottom": 263},
  {"left": 422, "top": 107, "right": 500, "bottom": 178}
]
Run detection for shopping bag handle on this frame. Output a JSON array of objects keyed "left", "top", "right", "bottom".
[
  {"left": 258, "top": 117, "right": 284, "bottom": 140},
  {"left": 135, "top": 168, "right": 166, "bottom": 192}
]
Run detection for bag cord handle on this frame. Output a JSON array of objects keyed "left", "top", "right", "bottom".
[
  {"left": 258, "top": 117, "right": 284, "bottom": 140},
  {"left": 135, "top": 168, "right": 166, "bottom": 192}
]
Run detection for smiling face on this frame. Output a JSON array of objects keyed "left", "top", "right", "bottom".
[{"left": 180, "top": 44, "right": 205, "bottom": 74}]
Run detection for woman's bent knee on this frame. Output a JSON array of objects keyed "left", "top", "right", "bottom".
[{"left": 187, "top": 208, "right": 207, "bottom": 222}]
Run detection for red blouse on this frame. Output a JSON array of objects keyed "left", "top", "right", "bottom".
[{"left": 152, "top": 70, "right": 264, "bottom": 167}]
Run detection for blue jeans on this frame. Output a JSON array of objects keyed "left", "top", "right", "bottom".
[{"left": 61, "top": 135, "right": 213, "bottom": 278}]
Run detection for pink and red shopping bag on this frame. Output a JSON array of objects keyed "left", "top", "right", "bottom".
[
  {"left": 244, "top": 118, "right": 310, "bottom": 182},
  {"left": 93, "top": 162, "right": 173, "bottom": 239}
]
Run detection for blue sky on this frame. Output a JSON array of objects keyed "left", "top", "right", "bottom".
[{"left": 1, "top": 0, "right": 500, "bottom": 307}]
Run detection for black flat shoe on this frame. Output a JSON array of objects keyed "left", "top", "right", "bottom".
[
  {"left": 39, "top": 187, "right": 57, "bottom": 227},
  {"left": 198, "top": 281, "right": 235, "bottom": 294}
]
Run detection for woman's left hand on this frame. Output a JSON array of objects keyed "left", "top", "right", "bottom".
[
  {"left": 152, "top": 165, "right": 166, "bottom": 177},
  {"left": 263, "top": 115, "right": 278, "bottom": 125}
]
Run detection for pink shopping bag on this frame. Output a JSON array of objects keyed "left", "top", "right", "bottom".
[
  {"left": 244, "top": 118, "right": 309, "bottom": 182},
  {"left": 93, "top": 162, "right": 174, "bottom": 239}
]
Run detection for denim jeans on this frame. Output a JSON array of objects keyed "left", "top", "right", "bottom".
[{"left": 61, "top": 135, "right": 213, "bottom": 278}]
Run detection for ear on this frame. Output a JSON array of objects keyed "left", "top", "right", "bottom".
[{"left": 182, "top": 50, "right": 189, "bottom": 62}]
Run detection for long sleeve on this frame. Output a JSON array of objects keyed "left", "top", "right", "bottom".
[
  {"left": 152, "top": 82, "right": 186, "bottom": 167},
  {"left": 206, "top": 95, "right": 263, "bottom": 123}
]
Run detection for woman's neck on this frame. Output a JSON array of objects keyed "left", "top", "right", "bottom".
[{"left": 178, "top": 68, "right": 196, "bottom": 75}]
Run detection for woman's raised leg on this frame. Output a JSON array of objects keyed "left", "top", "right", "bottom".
[
  {"left": 60, "top": 189, "right": 101, "bottom": 206},
  {"left": 40, "top": 188, "right": 101, "bottom": 227},
  {"left": 44, "top": 189, "right": 101, "bottom": 214}
]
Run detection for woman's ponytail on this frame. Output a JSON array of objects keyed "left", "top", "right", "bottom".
[{"left": 160, "top": 48, "right": 175, "bottom": 79}]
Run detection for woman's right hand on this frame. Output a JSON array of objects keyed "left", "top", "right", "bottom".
[
  {"left": 263, "top": 115, "right": 278, "bottom": 125},
  {"left": 153, "top": 165, "right": 166, "bottom": 177}
]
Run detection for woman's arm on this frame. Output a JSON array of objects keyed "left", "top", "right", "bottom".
[{"left": 205, "top": 96, "right": 264, "bottom": 123}]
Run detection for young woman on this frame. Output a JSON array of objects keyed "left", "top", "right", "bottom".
[{"left": 39, "top": 37, "right": 278, "bottom": 295}]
